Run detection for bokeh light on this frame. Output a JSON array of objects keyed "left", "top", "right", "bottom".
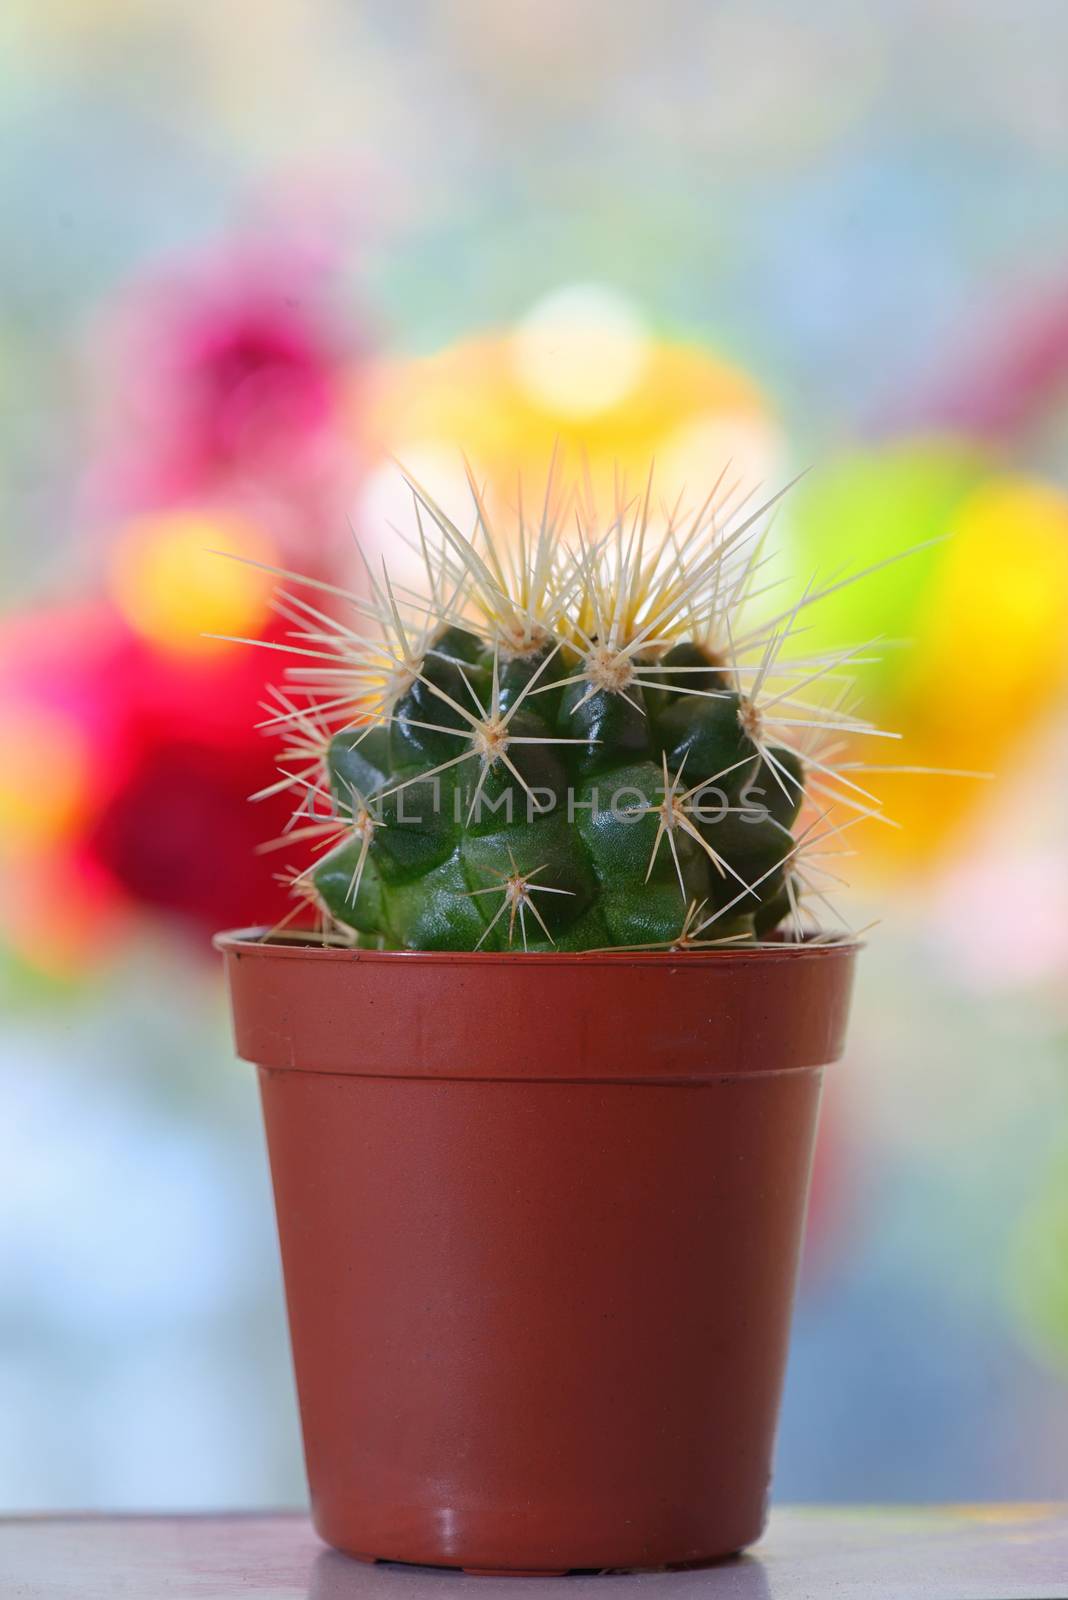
[{"left": 512, "top": 284, "right": 651, "bottom": 418}]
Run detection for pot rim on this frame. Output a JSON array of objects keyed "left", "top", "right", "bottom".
[
  {"left": 214, "top": 924, "right": 863, "bottom": 967},
  {"left": 218, "top": 926, "right": 860, "bottom": 1076}
]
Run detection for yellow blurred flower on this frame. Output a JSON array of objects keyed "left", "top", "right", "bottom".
[
  {"left": 357, "top": 287, "right": 780, "bottom": 559},
  {"left": 108, "top": 508, "right": 277, "bottom": 657},
  {"left": 790, "top": 447, "right": 1068, "bottom": 871},
  {"left": 905, "top": 476, "right": 1068, "bottom": 737},
  {"left": 865, "top": 475, "right": 1068, "bottom": 865}
]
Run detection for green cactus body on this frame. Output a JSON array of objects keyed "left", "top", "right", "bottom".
[
  {"left": 304, "top": 626, "right": 805, "bottom": 950},
  {"left": 256, "top": 465, "right": 878, "bottom": 951}
]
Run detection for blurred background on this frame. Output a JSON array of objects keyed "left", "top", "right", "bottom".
[{"left": 2, "top": 0, "right": 1068, "bottom": 1511}]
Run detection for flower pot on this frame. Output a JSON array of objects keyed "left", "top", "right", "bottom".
[{"left": 217, "top": 931, "right": 857, "bottom": 1573}]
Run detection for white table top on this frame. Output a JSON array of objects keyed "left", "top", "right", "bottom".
[{"left": 2, "top": 1506, "right": 1066, "bottom": 1600}]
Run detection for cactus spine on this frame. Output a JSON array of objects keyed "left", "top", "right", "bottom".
[{"left": 255, "top": 465, "right": 884, "bottom": 951}]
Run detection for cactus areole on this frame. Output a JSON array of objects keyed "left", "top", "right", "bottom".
[{"left": 219, "top": 463, "right": 868, "bottom": 1570}]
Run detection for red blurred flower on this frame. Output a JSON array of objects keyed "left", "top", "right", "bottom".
[{"left": 0, "top": 598, "right": 305, "bottom": 965}]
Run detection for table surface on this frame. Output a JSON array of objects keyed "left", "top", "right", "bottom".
[{"left": 2, "top": 1507, "right": 1066, "bottom": 1600}]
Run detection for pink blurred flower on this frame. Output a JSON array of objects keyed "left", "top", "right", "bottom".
[
  {"left": 82, "top": 232, "right": 366, "bottom": 558},
  {"left": 930, "top": 850, "right": 1068, "bottom": 992},
  {"left": 876, "top": 271, "right": 1068, "bottom": 443}
]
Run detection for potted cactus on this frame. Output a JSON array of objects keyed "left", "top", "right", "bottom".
[{"left": 218, "top": 464, "right": 872, "bottom": 1572}]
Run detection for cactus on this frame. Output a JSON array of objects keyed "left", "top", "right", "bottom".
[{"left": 251, "top": 465, "right": 890, "bottom": 951}]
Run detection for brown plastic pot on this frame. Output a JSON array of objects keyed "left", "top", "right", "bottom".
[{"left": 217, "top": 930, "right": 857, "bottom": 1574}]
